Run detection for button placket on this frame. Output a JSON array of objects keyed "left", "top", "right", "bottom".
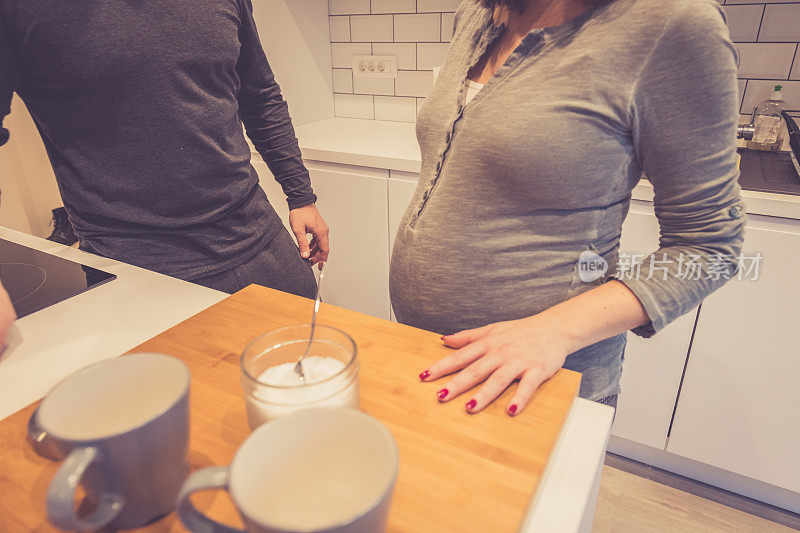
[
  {"left": 414, "top": 112, "right": 464, "bottom": 221},
  {"left": 411, "top": 19, "right": 495, "bottom": 227}
]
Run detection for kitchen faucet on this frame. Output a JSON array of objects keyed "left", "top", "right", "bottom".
[
  {"left": 737, "top": 109, "right": 798, "bottom": 141},
  {"left": 737, "top": 110, "right": 800, "bottom": 165}
]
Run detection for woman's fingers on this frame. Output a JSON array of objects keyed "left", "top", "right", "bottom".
[
  {"left": 506, "top": 367, "right": 549, "bottom": 416},
  {"left": 424, "top": 340, "right": 487, "bottom": 381},
  {"left": 437, "top": 353, "right": 500, "bottom": 402},
  {"left": 464, "top": 364, "right": 521, "bottom": 413},
  {"left": 442, "top": 325, "right": 490, "bottom": 349}
]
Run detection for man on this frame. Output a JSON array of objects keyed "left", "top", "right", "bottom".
[{"left": 0, "top": 0, "right": 329, "bottom": 297}]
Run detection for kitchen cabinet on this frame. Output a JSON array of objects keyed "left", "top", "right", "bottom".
[
  {"left": 388, "top": 171, "right": 419, "bottom": 253},
  {"left": 666, "top": 214, "right": 800, "bottom": 493},
  {"left": 255, "top": 160, "right": 391, "bottom": 320},
  {"left": 388, "top": 171, "right": 419, "bottom": 322},
  {"left": 0, "top": 97, "right": 62, "bottom": 237},
  {"left": 611, "top": 201, "right": 698, "bottom": 450},
  {"left": 0, "top": 146, "right": 33, "bottom": 234}
]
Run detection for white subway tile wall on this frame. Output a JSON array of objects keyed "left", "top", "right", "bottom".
[
  {"left": 330, "top": 0, "right": 800, "bottom": 122},
  {"left": 417, "top": 42, "right": 450, "bottom": 70},
  {"left": 329, "top": 15, "right": 351, "bottom": 42},
  {"left": 723, "top": 0, "right": 800, "bottom": 117},
  {"left": 374, "top": 95, "right": 418, "bottom": 121},
  {"left": 394, "top": 13, "right": 442, "bottom": 42},
  {"left": 371, "top": 0, "right": 416, "bottom": 13},
  {"left": 354, "top": 76, "right": 395, "bottom": 95},
  {"left": 332, "top": 68, "right": 354, "bottom": 93},
  {"left": 396, "top": 70, "right": 435, "bottom": 97},
  {"left": 350, "top": 14, "right": 394, "bottom": 42},
  {"left": 334, "top": 93, "right": 375, "bottom": 119}
]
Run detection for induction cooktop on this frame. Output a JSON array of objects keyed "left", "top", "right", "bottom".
[
  {"left": 737, "top": 148, "right": 800, "bottom": 196},
  {"left": 0, "top": 239, "right": 116, "bottom": 319}
]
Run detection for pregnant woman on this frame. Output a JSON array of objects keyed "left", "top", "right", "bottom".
[{"left": 390, "top": 0, "right": 745, "bottom": 414}]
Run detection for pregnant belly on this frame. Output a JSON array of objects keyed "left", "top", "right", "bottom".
[{"left": 389, "top": 228, "right": 578, "bottom": 335}]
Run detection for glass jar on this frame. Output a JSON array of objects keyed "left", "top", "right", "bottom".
[{"left": 240, "top": 325, "right": 359, "bottom": 430}]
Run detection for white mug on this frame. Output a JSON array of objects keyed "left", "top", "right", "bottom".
[
  {"left": 37, "top": 353, "right": 191, "bottom": 530},
  {"left": 177, "top": 408, "right": 398, "bottom": 533}
]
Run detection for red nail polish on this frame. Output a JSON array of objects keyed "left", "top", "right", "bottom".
[
  {"left": 508, "top": 404, "right": 518, "bottom": 415},
  {"left": 466, "top": 399, "right": 477, "bottom": 411},
  {"left": 419, "top": 370, "right": 430, "bottom": 381},
  {"left": 440, "top": 335, "right": 446, "bottom": 341},
  {"left": 437, "top": 388, "right": 448, "bottom": 400}
]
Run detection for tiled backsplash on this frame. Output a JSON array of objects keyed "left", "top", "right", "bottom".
[
  {"left": 725, "top": 0, "right": 800, "bottom": 119},
  {"left": 329, "top": 0, "right": 800, "bottom": 123},
  {"left": 329, "top": 0, "right": 457, "bottom": 121}
]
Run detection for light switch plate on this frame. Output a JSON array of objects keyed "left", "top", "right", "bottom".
[{"left": 352, "top": 55, "right": 397, "bottom": 79}]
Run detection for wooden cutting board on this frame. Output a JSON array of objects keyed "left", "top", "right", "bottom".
[{"left": 0, "top": 285, "right": 580, "bottom": 532}]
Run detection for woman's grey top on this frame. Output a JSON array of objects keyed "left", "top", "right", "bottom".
[{"left": 389, "top": 0, "right": 746, "bottom": 400}]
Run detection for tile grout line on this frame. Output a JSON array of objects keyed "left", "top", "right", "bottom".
[
  {"left": 755, "top": 4, "right": 766, "bottom": 42},
  {"left": 788, "top": 43, "right": 799, "bottom": 81}
]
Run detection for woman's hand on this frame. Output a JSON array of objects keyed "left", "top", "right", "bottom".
[
  {"left": 417, "top": 281, "right": 650, "bottom": 417},
  {"left": 419, "top": 314, "right": 570, "bottom": 416}
]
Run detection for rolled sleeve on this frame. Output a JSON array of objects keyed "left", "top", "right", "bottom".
[{"left": 622, "top": 0, "right": 746, "bottom": 337}]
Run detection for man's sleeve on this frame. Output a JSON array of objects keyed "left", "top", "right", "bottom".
[
  {"left": 0, "top": 12, "right": 19, "bottom": 147},
  {"left": 235, "top": 0, "right": 316, "bottom": 210}
]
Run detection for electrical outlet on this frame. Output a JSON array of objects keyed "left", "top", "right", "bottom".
[{"left": 352, "top": 55, "right": 397, "bottom": 79}]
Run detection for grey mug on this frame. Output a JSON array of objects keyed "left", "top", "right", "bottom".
[
  {"left": 33, "top": 353, "right": 191, "bottom": 530},
  {"left": 177, "top": 408, "right": 398, "bottom": 533}
]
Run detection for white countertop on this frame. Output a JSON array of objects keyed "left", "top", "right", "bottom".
[
  {"left": 292, "top": 118, "right": 800, "bottom": 221},
  {"left": 296, "top": 118, "right": 421, "bottom": 173},
  {"left": 0, "top": 227, "right": 226, "bottom": 421}
]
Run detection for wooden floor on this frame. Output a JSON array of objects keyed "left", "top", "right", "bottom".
[{"left": 593, "top": 455, "right": 800, "bottom": 533}]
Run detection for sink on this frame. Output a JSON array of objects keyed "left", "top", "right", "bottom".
[{"left": 737, "top": 148, "right": 800, "bottom": 196}]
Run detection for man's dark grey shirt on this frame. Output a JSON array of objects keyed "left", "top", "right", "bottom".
[{"left": 0, "top": 0, "right": 315, "bottom": 279}]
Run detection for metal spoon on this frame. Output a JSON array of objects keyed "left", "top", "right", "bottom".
[{"left": 294, "top": 262, "right": 325, "bottom": 384}]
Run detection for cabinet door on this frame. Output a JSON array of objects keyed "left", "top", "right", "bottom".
[
  {"left": 388, "top": 171, "right": 419, "bottom": 253},
  {"left": 0, "top": 147, "right": 33, "bottom": 234},
  {"left": 667, "top": 215, "right": 800, "bottom": 492},
  {"left": 611, "top": 201, "right": 698, "bottom": 449},
  {"left": 255, "top": 159, "right": 391, "bottom": 320},
  {"left": 254, "top": 160, "right": 291, "bottom": 227},
  {"left": 388, "top": 171, "right": 419, "bottom": 321}
]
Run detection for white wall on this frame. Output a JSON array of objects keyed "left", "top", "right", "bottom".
[{"left": 253, "top": 0, "right": 334, "bottom": 126}]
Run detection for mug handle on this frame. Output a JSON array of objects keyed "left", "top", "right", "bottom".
[
  {"left": 26, "top": 406, "right": 64, "bottom": 460},
  {"left": 47, "top": 446, "right": 125, "bottom": 531},
  {"left": 177, "top": 466, "right": 244, "bottom": 533}
]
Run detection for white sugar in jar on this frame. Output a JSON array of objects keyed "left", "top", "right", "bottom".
[{"left": 240, "top": 325, "right": 359, "bottom": 430}]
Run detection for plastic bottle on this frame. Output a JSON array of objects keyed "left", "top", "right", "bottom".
[{"left": 748, "top": 85, "right": 786, "bottom": 151}]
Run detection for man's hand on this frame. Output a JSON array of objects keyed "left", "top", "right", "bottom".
[
  {"left": 288, "top": 204, "right": 330, "bottom": 267},
  {"left": 0, "top": 281, "right": 16, "bottom": 349}
]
